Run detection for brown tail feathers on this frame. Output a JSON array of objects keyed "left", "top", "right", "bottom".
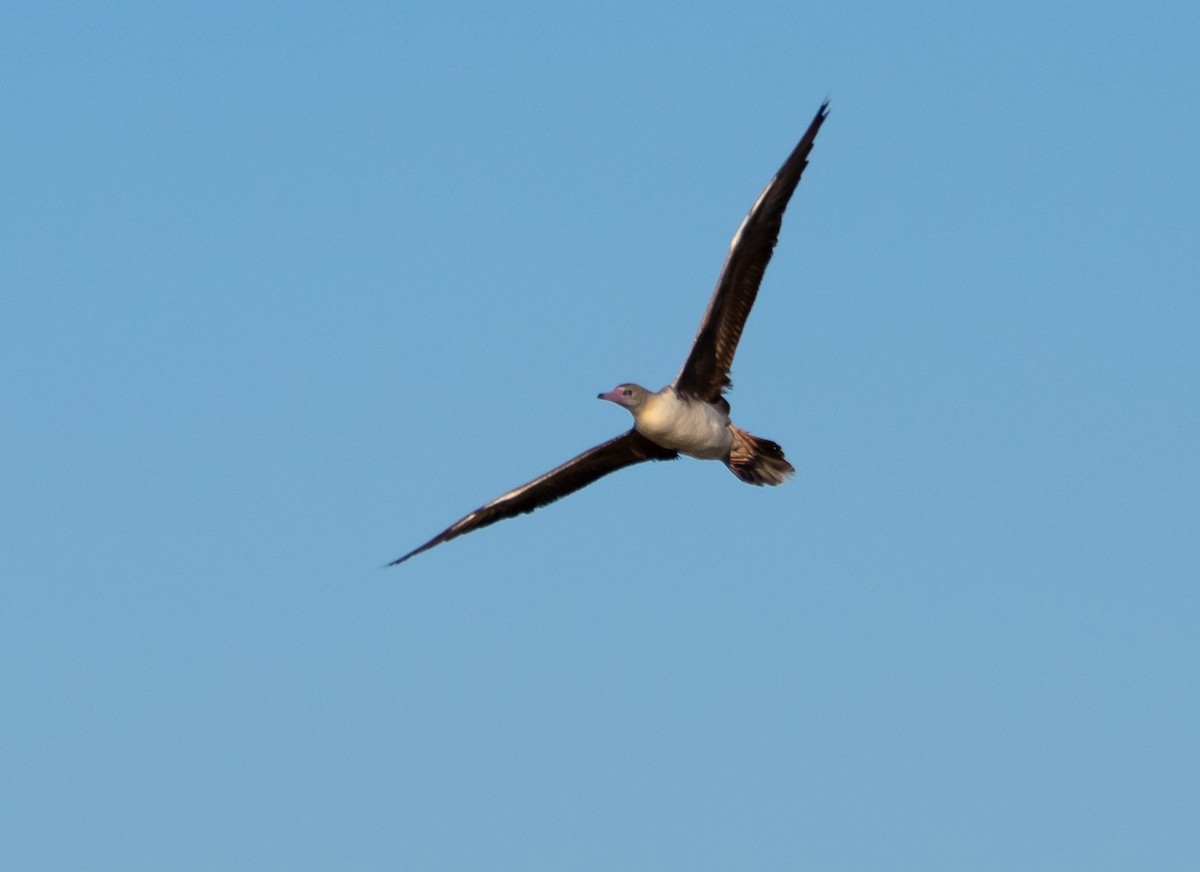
[{"left": 726, "top": 425, "right": 795, "bottom": 486}]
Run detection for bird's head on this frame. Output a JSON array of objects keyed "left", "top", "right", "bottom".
[{"left": 597, "top": 383, "right": 649, "bottom": 412}]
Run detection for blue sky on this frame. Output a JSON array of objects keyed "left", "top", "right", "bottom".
[{"left": 3, "top": 1, "right": 1198, "bottom": 869}]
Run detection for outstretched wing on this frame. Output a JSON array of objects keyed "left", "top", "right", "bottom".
[
  {"left": 389, "top": 430, "right": 678, "bottom": 566},
  {"left": 674, "top": 101, "right": 828, "bottom": 402}
]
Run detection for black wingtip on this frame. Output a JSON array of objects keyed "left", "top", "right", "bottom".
[
  {"left": 385, "top": 547, "right": 421, "bottom": 568},
  {"left": 387, "top": 528, "right": 455, "bottom": 567}
]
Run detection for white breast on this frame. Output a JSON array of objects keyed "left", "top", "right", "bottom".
[{"left": 634, "top": 388, "right": 732, "bottom": 459}]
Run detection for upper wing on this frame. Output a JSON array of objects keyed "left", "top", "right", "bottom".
[
  {"left": 388, "top": 430, "right": 678, "bottom": 566},
  {"left": 673, "top": 101, "right": 828, "bottom": 402}
]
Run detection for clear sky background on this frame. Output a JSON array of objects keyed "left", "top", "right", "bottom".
[{"left": 3, "top": 2, "right": 1198, "bottom": 870}]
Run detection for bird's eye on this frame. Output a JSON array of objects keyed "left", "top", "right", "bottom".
[{"left": 622, "top": 388, "right": 633, "bottom": 397}]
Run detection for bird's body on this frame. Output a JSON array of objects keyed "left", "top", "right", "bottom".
[
  {"left": 629, "top": 387, "right": 732, "bottom": 459},
  {"left": 389, "top": 101, "right": 829, "bottom": 566}
]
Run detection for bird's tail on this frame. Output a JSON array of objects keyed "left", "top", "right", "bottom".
[{"left": 725, "top": 426, "right": 795, "bottom": 486}]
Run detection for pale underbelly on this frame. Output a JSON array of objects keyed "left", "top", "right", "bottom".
[{"left": 635, "top": 393, "right": 732, "bottom": 459}]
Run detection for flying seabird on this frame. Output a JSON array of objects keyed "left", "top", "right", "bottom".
[{"left": 390, "top": 101, "right": 828, "bottom": 566}]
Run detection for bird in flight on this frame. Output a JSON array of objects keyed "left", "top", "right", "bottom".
[{"left": 390, "top": 101, "right": 828, "bottom": 566}]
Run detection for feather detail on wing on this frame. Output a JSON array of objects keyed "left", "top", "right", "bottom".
[
  {"left": 674, "top": 101, "right": 828, "bottom": 402},
  {"left": 388, "top": 430, "right": 678, "bottom": 566}
]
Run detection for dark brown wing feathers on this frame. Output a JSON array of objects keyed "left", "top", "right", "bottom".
[
  {"left": 388, "top": 430, "right": 677, "bottom": 566},
  {"left": 674, "top": 101, "right": 828, "bottom": 402}
]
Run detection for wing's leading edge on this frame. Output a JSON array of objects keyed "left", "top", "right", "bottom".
[{"left": 674, "top": 101, "right": 828, "bottom": 402}]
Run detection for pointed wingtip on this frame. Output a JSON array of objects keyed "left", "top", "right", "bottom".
[
  {"left": 386, "top": 531, "right": 450, "bottom": 568},
  {"left": 385, "top": 549, "right": 419, "bottom": 568}
]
